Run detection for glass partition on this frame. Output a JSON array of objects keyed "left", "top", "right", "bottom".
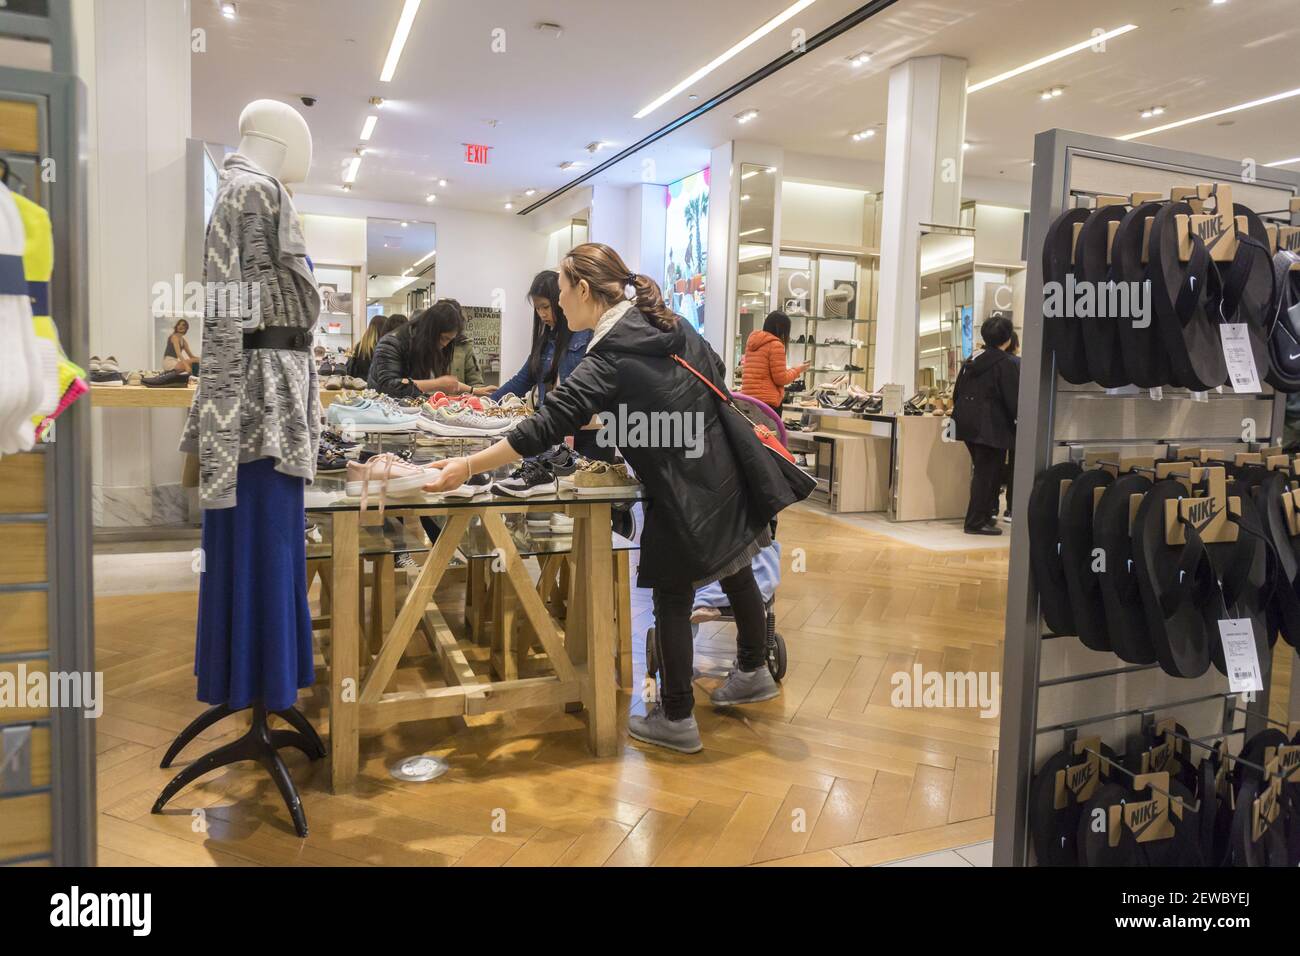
[
  {"left": 366, "top": 217, "right": 436, "bottom": 320},
  {"left": 731, "top": 163, "right": 776, "bottom": 381},
  {"left": 916, "top": 226, "right": 975, "bottom": 391}
]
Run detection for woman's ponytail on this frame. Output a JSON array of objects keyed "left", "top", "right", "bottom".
[
  {"left": 561, "top": 242, "right": 682, "bottom": 331},
  {"left": 630, "top": 274, "right": 679, "bottom": 331}
]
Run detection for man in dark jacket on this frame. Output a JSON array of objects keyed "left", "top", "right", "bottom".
[{"left": 952, "top": 315, "right": 1019, "bottom": 535}]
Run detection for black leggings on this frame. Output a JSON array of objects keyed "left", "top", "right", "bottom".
[{"left": 652, "top": 565, "right": 768, "bottom": 720}]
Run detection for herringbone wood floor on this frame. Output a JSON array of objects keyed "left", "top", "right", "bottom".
[{"left": 94, "top": 506, "right": 1015, "bottom": 866}]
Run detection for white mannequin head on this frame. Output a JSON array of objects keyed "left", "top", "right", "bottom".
[{"left": 236, "top": 99, "right": 313, "bottom": 185}]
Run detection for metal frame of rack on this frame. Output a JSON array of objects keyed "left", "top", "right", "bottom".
[
  {"left": 993, "top": 128, "right": 1300, "bottom": 867},
  {"left": 0, "top": 0, "right": 95, "bottom": 866}
]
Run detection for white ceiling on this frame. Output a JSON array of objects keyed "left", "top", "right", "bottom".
[{"left": 191, "top": 0, "right": 1300, "bottom": 214}]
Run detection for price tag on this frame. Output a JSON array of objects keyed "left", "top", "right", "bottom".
[
  {"left": 1218, "top": 618, "right": 1263, "bottom": 692},
  {"left": 1220, "top": 323, "right": 1262, "bottom": 393}
]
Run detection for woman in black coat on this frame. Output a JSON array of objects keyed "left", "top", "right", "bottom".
[
  {"left": 424, "top": 243, "right": 787, "bottom": 754},
  {"left": 367, "top": 300, "right": 492, "bottom": 400},
  {"left": 951, "top": 315, "right": 1020, "bottom": 535}
]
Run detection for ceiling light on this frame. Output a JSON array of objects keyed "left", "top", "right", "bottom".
[
  {"left": 504, "top": 202, "right": 514, "bottom": 210},
  {"left": 851, "top": 129, "right": 875, "bottom": 141},
  {"left": 402, "top": 269, "right": 413, "bottom": 278},
  {"left": 342, "top": 184, "right": 352, "bottom": 192},
  {"left": 1051, "top": 86, "right": 1064, "bottom": 97},
  {"left": 344, "top": 157, "right": 361, "bottom": 184},
  {"left": 359, "top": 115, "right": 378, "bottom": 141},
  {"left": 369, "top": 96, "right": 385, "bottom": 109},
  {"left": 438, "top": 178, "right": 447, "bottom": 187},
  {"left": 735, "top": 109, "right": 759, "bottom": 124},
  {"left": 356, "top": 147, "right": 370, "bottom": 156},
  {"left": 962, "top": 142, "right": 971, "bottom": 150},
  {"left": 849, "top": 51, "right": 872, "bottom": 67},
  {"left": 220, "top": 2, "right": 237, "bottom": 19},
  {"left": 1040, "top": 90, "right": 1053, "bottom": 101},
  {"left": 558, "top": 161, "right": 586, "bottom": 171},
  {"left": 524, "top": 188, "right": 537, "bottom": 196},
  {"left": 741, "top": 194, "right": 751, "bottom": 202},
  {"left": 633, "top": 0, "right": 817, "bottom": 119},
  {"left": 379, "top": 0, "right": 422, "bottom": 83},
  {"left": 425, "top": 193, "right": 436, "bottom": 202},
  {"left": 1265, "top": 156, "right": 1300, "bottom": 167},
  {"left": 1118, "top": 84, "right": 1300, "bottom": 140},
  {"left": 401, "top": 221, "right": 409, "bottom": 227},
  {"left": 413, "top": 249, "right": 436, "bottom": 267},
  {"left": 586, "top": 141, "right": 613, "bottom": 153},
  {"left": 741, "top": 169, "right": 759, "bottom": 180},
  {"left": 739, "top": 227, "right": 765, "bottom": 237},
  {"left": 967, "top": 24, "right": 1138, "bottom": 93}
]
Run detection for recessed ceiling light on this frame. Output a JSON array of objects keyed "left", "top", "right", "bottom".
[
  {"left": 379, "top": 0, "right": 422, "bottom": 83},
  {"left": 401, "top": 221, "right": 409, "bottom": 227},
  {"left": 851, "top": 129, "right": 875, "bottom": 141},
  {"left": 425, "top": 193, "right": 436, "bottom": 203},
  {"left": 359, "top": 115, "right": 378, "bottom": 141},
  {"left": 586, "top": 141, "right": 613, "bottom": 153},
  {"left": 741, "top": 194, "right": 751, "bottom": 202},
  {"left": 220, "top": 2, "right": 237, "bottom": 19},
  {"left": 849, "top": 51, "right": 872, "bottom": 67},
  {"left": 739, "top": 227, "right": 765, "bottom": 237},
  {"left": 962, "top": 142, "right": 971, "bottom": 150},
  {"left": 356, "top": 147, "right": 370, "bottom": 156},
  {"left": 633, "top": 0, "right": 816, "bottom": 119},
  {"left": 967, "top": 25, "right": 1138, "bottom": 93},
  {"left": 1051, "top": 86, "right": 1064, "bottom": 97},
  {"left": 558, "top": 161, "right": 587, "bottom": 171},
  {"left": 1118, "top": 84, "right": 1300, "bottom": 140},
  {"left": 524, "top": 188, "right": 537, "bottom": 196},
  {"left": 413, "top": 249, "right": 436, "bottom": 267},
  {"left": 438, "top": 178, "right": 448, "bottom": 187},
  {"left": 344, "top": 157, "right": 361, "bottom": 184},
  {"left": 735, "top": 109, "right": 759, "bottom": 124},
  {"left": 369, "top": 96, "right": 385, "bottom": 109},
  {"left": 504, "top": 202, "right": 514, "bottom": 210},
  {"left": 342, "top": 184, "right": 352, "bottom": 192}
]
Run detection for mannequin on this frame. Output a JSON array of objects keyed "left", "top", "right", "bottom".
[{"left": 158, "top": 99, "right": 325, "bottom": 838}]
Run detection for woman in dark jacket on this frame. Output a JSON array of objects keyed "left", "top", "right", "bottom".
[
  {"left": 367, "top": 300, "right": 490, "bottom": 400},
  {"left": 952, "top": 315, "right": 1019, "bottom": 535},
  {"left": 424, "top": 243, "right": 788, "bottom": 754}
]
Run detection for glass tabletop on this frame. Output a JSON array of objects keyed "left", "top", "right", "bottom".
[
  {"left": 305, "top": 511, "right": 638, "bottom": 561},
  {"left": 305, "top": 469, "right": 645, "bottom": 513}
]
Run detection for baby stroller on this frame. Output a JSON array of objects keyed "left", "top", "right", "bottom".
[{"left": 645, "top": 392, "right": 789, "bottom": 687}]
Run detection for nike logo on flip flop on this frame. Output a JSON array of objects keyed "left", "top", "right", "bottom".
[{"left": 1290, "top": 352, "right": 1300, "bottom": 361}]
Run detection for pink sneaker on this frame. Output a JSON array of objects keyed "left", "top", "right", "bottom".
[{"left": 345, "top": 454, "right": 437, "bottom": 513}]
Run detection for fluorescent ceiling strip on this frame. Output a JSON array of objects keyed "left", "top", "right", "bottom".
[
  {"left": 1266, "top": 156, "right": 1300, "bottom": 168},
  {"left": 633, "top": 0, "right": 817, "bottom": 119},
  {"left": 412, "top": 249, "right": 436, "bottom": 267},
  {"left": 966, "top": 24, "right": 1138, "bottom": 94},
  {"left": 739, "top": 227, "right": 765, "bottom": 236},
  {"left": 359, "top": 115, "right": 378, "bottom": 141},
  {"left": 344, "top": 157, "right": 362, "bottom": 183},
  {"left": 380, "top": 0, "right": 422, "bottom": 83},
  {"left": 1119, "top": 85, "right": 1300, "bottom": 141}
]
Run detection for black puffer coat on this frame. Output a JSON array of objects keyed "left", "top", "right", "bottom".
[
  {"left": 507, "top": 308, "right": 776, "bottom": 589},
  {"left": 952, "top": 346, "right": 1019, "bottom": 450},
  {"left": 367, "top": 325, "right": 483, "bottom": 400}
]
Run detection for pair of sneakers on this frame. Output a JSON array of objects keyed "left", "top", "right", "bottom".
[
  {"left": 88, "top": 356, "right": 125, "bottom": 386},
  {"left": 629, "top": 666, "right": 781, "bottom": 754}
]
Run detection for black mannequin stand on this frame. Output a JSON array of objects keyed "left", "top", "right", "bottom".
[{"left": 152, "top": 703, "right": 326, "bottom": 838}]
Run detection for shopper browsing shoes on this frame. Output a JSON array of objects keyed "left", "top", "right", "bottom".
[
  {"left": 952, "top": 315, "right": 1020, "bottom": 536},
  {"left": 423, "top": 242, "right": 800, "bottom": 754},
  {"left": 367, "top": 299, "right": 492, "bottom": 400},
  {"left": 739, "top": 310, "right": 809, "bottom": 413}
]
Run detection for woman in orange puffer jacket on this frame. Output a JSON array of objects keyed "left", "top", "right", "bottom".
[{"left": 739, "top": 311, "right": 809, "bottom": 412}]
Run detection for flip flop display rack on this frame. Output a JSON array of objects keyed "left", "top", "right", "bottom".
[{"left": 995, "top": 129, "right": 1300, "bottom": 867}]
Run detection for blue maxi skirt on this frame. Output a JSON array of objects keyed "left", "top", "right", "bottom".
[{"left": 194, "top": 458, "right": 315, "bottom": 712}]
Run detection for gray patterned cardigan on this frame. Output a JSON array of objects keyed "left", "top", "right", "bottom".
[{"left": 179, "top": 154, "right": 321, "bottom": 509}]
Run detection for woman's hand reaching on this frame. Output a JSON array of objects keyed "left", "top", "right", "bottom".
[{"left": 422, "top": 456, "right": 470, "bottom": 494}]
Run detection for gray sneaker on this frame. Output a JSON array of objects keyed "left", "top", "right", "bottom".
[
  {"left": 709, "top": 665, "right": 780, "bottom": 706},
  {"left": 627, "top": 706, "right": 703, "bottom": 754}
]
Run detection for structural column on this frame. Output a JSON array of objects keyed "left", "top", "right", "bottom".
[{"left": 874, "top": 55, "right": 968, "bottom": 395}]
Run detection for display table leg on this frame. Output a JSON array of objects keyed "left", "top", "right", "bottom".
[
  {"left": 614, "top": 551, "right": 634, "bottom": 690},
  {"left": 580, "top": 503, "right": 618, "bottom": 756},
  {"left": 330, "top": 510, "right": 360, "bottom": 793}
]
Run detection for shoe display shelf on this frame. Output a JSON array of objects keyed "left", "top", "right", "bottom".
[
  {"left": 91, "top": 385, "right": 352, "bottom": 409},
  {"left": 994, "top": 129, "right": 1300, "bottom": 867},
  {"left": 302, "top": 475, "right": 644, "bottom": 792}
]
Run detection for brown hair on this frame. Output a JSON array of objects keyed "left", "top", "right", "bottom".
[
  {"left": 560, "top": 242, "right": 680, "bottom": 331},
  {"left": 354, "top": 314, "right": 387, "bottom": 362}
]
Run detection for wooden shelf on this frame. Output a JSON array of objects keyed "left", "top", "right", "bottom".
[{"left": 92, "top": 385, "right": 349, "bottom": 409}]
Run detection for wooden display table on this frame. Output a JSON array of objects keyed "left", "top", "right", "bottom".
[
  {"left": 305, "top": 477, "right": 642, "bottom": 793},
  {"left": 91, "top": 384, "right": 349, "bottom": 409}
]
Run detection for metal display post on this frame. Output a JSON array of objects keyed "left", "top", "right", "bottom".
[{"left": 993, "top": 129, "right": 1300, "bottom": 867}]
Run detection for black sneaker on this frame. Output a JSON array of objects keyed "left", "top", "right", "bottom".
[
  {"left": 316, "top": 447, "right": 349, "bottom": 473},
  {"left": 493, "top": 458, "right": 558, "bottom": 498},
  {"left": 443, "top": 471, "right": 493, "bottom": 498},
  {"left": 537, "top": 444, "right": 580, "bottom": 477},
  {"left": 142, "top": 368, "right": 190, "bottom": 388}
]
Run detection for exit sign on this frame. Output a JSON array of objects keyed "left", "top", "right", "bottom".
[{"left": 464, "top": 143, "right": 491, "bottom": 165}]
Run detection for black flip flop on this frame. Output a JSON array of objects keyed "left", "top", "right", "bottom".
[
  {"left": 1205, "top": 205, "right": 1272, "bottom": 392},
  {"left": 1243, "top": 470, "right": 1300, "bottom": 648},
  {"left": 1228, "top": 774, "right": 1290, "bottom": 866},
  {"left": 1094, "top": 473, "right": 1159, "bottom": 664},
  {"left": 1059, "top": 468, "right": 1115, "bottom": 652},
  {"left": 1076, "top": 204, "right": 1133, "bottom": 387},
  {"left": 1030, "top": 741, "right": 1121, "bottom": 865},
  {"left": 1196, "top": 756, "right": 1218, "bottom": 865},
  {"left": 1150, "top": 201, "right": 1226, "bottom": 391},
  {"left": 1267, "top": 250, "right": 1300, "bottom": 390},
  {"left": 1132, "top": 478, "right": 1215, "bottom": 678},
  {"left": 1136, "top": 776, "right": 1205, "bottom": 866},
  {"left": 1029, "top": 461, "right": 1083, "bottom": 636},
  {"left": 1205, "top": 494, "right": 1275, "bottom": 680},
  {"left": 1043, "top": 208, "right": 1096, "bottom": 385},
  {"left": 1112, "top": 202, "right": 1172, "bottom": 388},
  {"left": 1076, "top": 781, "right": 1146, "bottom": 866}
]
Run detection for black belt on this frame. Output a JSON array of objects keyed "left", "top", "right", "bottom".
[{"left": 243, "top": 326, "right": 313, "bottom": 352}]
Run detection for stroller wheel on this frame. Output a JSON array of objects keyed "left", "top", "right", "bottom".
[
  {"left": 645, "top": 626, "right": 658, "bottom": 678},
  {"left": 767, "top": 631, "right": 788, "bottom": 682}
]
